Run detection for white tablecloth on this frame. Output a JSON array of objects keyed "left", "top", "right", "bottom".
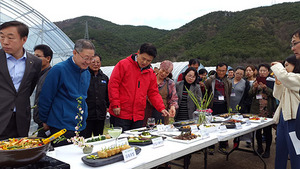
[{"left": 47, "top": 118, "right": 274, "bottom": 169}]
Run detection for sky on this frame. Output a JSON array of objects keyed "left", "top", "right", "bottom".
[{"left": 23, "top": 0, "right": 299, "bottom": 30}]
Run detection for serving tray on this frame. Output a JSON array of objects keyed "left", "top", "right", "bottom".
[{"left": 81, "top": 146, "right": 141, "bottom": 167}]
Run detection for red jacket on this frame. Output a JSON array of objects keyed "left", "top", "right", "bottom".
[{"left": 108, "top": 54, "right": 165, "bottom": 121}]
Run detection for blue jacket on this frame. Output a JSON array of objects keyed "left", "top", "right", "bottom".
[{"left": 38, "top": 56, "right": 91, "bottom": 131}]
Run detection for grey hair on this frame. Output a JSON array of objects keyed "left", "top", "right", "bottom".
[{"left": 74, "top": 39, "right": 95, "bottom": 52}]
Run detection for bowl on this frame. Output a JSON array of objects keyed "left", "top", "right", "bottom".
[{"left": 0, "top": 137, "right": 50, "bottom": 167}]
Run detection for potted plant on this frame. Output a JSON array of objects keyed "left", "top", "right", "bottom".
[{"left": 185, "top": 87, "right": 213, "bottom": 124}]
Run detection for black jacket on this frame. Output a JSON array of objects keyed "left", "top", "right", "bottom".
[{"left": 86, "top": 68, "right": 109, "bottom": 120}]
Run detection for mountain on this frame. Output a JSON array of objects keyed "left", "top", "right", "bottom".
[{"left": 55, "top": 2, "right": 300, "bottom": 67}]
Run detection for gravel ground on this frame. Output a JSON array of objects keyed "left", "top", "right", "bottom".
[{"left": 170, "top": 129, "right": 292, "bottom": 169}]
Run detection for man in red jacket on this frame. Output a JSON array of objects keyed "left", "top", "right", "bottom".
[{"left": 108, "top": 43, "right": 169, "bottom": 131}]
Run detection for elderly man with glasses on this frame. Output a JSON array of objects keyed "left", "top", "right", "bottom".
[{"left": 39, "top": 39, "right": 95, "bottom": 147}]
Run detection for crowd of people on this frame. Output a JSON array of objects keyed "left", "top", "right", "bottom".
[{"left": 0, "top": 20, "right": 300, "bottom": 168}]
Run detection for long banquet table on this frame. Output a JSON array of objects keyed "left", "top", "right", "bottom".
[{"left": 47, "top": 118, "right": 274, "bottom": 169}]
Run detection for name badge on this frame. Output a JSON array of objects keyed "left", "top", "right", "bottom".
[
  {"left": 156, "top": 124, "right": 165, "bottom": 132},
  {"left": 236, "top": 122, "right": 242, "bottom": 129},
  {"left": 122, "top": 147, "right": 137, "bottom": 162},
  {"left": 218, "top": 96, "right": 225, "bottom": 100},
  {"left": 117, "top": 138, "right": 129, "bottom": 146},
  {"left": 256, "top": 94, "right": 263, "bottom": 99},
  {"left": 230, "top": 93, "right": 236, "bottom": 97},
  {"left": 152, "top": 137, "right": 164, "bottom": 148},
  {"left": 219, "top": 125, "right": 227, "bottom": 133}
]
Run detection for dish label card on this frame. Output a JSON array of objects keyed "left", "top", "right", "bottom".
[
  {"left": 200, "top": 130, "right": 210, "bottom": 138},
  {"left": 219, "top": 125, "right": 227, "bottom": 133},
  {"left": 117, "top": 138, "right": 129, "bottom": 146},
  {"left": 190, "top": 125, "right": 198, "bottom": 132},
  {"left": 157, "top": 125, "right": 165, "bottom": 132},
  {"left": 152, "top": 137, "right": 164, "bottom": 148},
  {"left": 122, "top": 147, "right": 137, "bottom": 162},
  {"left": 245, "top": 119, "right": 251, "bottom": 126},
  {"left": 236, "top": 122, "right": 242, "bottom": 129}
]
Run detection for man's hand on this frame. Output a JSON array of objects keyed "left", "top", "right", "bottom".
[
  {"left": 161, "top": 109, "right": 170, "bottom": 116},
  {"left": 169, "top": 106, "right": 176, "bottom": 117},
  {"left": 43, "top": 123, "right": 49, "bottom": 130},
  {"left": 113, "top": 108, "right": 121, "bottom": 116}
]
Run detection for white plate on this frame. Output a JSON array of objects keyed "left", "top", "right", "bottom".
[
  {"left": 249, "top": 117, "right": 267, "bottom": 123},
  {"left": 85, "top": 137, "right": 115, "bottom": 145},
  {"left": 167, "top": 135, "right": 203, "bottom": 144}
]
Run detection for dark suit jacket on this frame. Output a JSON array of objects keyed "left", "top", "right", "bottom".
[{"left": 0, "top": 49, "right": 41, "bottom": 137}]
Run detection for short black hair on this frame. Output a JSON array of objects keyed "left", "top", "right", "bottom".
[
  {"left": 216, "top": 63, "right": 228, "bottom": 69},
  {"left": 292, "top": 29, "right": 300, "bottom": 38},
  {"left": 228, "top": 68, "right": 234, "bottom": 72},
  {"left": 198, "top": 68, "right": 208, "bottom": 75},
  {"left": 189, "top": 59, "right": 200, "bottom": 66},
  {"left": 183, "top": 67, "right": 198, "bottom": 85},
  {"left": 34, "top": 44, "right": 53, "bottom": 62},
  {"left": 94, "top": 53, "right": 102, "bottom": 61},
  {"left": 258, "top": 63, "right": 270, "bottom": 71},
  {"left": 235, "top": 66, "right": 245, "bottom": 72},
  {"left": 139, "top": 43, "right": 157, "bottom": 58},
  {"left": 0, "top": 21, "right": 29, "bottom": 38}
]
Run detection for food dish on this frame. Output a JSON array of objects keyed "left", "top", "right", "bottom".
[
  {"left": 0, "top": 137, "right": 50, "bottom": 167},
  {"left": 173, "top": 120, "right": 195, "bottom": 127},
  {"left": 81, "top": 146, "right": 141, "bottom": 167},
  {"left": 85, "top": 136, "right": 114, "bottom": 146},
  {"left": 167, "top": 133, "right": 202, "bottom": 144},
  {"left": 123, "top": 132, "right": 166, "bottom": 146},
  {"left": 249, "top": 117, "right": 267, "bottom": 123}
]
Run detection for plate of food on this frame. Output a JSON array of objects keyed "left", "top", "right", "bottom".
[
  {"left": 85, "top": 134, "right": 114, "bottom": 145},
  {"left": 249, "top": 117, "right": 267, "bottom": 123},
  {"left": 125, "top": 132, "right": 166, "bottom": 146},
  {"left": 173, "top": 120, "right": 195, "bottom": 128},
  {"left": 178, "top": 124, "right": 200, "bottom": 132},
  {"left": 211, "top": 116, "right": 226, "bottom": 123},
  {"left": 167, "top": 131, "right": 202, "bottom": 144},
  {"left": 218, "top": 113, "right": 239, "bottom": 118},
  {"left": 199, "top": 124, "right": 219, "bottom": 132},
  {"left": 82, "top": 145, "right": 141, "bottom": 167},
  {"left": 242, "top": 114, "right": 257, "bottom": 118}
]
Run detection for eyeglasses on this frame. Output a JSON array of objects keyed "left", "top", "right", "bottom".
[
  {"left": 75, "top": 49, "right": 93, "bottom": 61},
  {"left": 290, "top": 41, "right": 300, "bottom": 48},
  {"left": 186, "top": 75, "right": 196, "bottom": 79}
]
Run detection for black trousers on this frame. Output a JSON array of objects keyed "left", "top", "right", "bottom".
[
  {"left": 110, "top": 115, "right": 143, "bottom": 131},
  {"left": 0, "top": 112, "right": 19, "bottom": 140},
  {"left": 256, "top": 125, "right": 272, "bottom": 151},
  {"left": 81, "top": 119, "right": 105, "bottom": 138}
]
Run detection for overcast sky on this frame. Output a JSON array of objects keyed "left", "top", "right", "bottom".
[{"left": 23, "top": 0, "right": 299, "bottom": 30}]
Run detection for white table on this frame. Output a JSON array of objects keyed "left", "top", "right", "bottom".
[{"left": 47, "top": 118, "right": 274, "bottom": 169}]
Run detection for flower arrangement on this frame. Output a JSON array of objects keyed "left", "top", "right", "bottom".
[
  {"left": 185, "top": 86, "right": 214, "bottom": 124},
  {"left": 67, "top": 96, "right": 93, "bottom": 152}
]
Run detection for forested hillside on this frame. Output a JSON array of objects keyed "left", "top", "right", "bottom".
[{"left": 55, "top": 2, "right": 300, "bottom": 66}]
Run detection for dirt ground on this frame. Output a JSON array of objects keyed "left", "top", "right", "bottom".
[{"left": 170, "top": 129, "right": 291, "bottom": 169}]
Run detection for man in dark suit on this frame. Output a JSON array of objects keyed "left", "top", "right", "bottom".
[{"left": 0, "top": 21, "right": 42, "bottom": 140}]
